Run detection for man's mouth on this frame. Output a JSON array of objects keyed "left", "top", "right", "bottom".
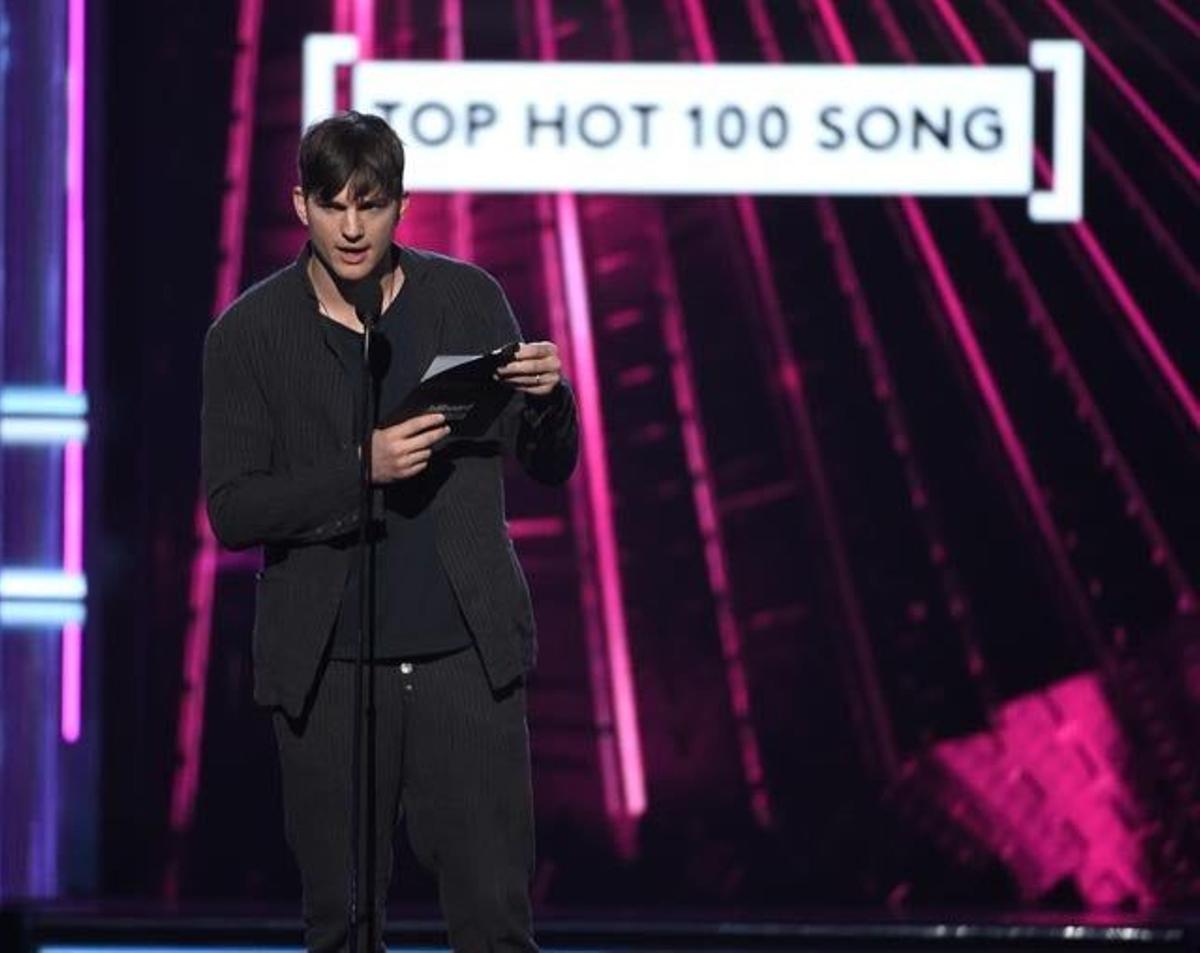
[{"left": 337, "top": 246, "right": 368, "bottom": 263}]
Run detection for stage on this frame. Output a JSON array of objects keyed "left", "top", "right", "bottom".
[{"left": 3, "top": 905, "right": 1197, "bottom": 952}]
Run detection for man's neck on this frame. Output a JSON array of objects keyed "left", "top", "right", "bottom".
[{"left": 308, "top": 248, "right": 403, "bottom": 330}]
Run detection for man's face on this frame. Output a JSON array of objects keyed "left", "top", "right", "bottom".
[{"left": 292, "top": 182, "right": 406, "bottom": 281}]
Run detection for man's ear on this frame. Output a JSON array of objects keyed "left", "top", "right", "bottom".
[
  {"left": 292, "top": 186, "right": 309, "bottom": 226},
  {"left": 398, "top": 194, "right": 411, "bottom": 221}
]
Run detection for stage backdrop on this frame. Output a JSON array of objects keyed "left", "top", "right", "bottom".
[{"left": 79, "top": 0, "right": 1200, "bottom": 913}]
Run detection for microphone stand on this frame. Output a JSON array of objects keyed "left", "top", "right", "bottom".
[{"left": 349, "top": 303, "right": 380, "bottom": 953}]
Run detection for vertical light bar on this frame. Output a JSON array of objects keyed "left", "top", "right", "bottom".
[
  {"left": 535, "top": 193, "right": 626, "bottom": 830},
  {"left": 530, "top": 0, "right": 646, "bottom": 823},
  {"left": 168, "top": 0, "right": 264, "bottom": 861},
  {"left": 442, "top": 0, "right": 474, "bottom": 263},
  {"left": 554, "top": 193, "right": 646, "bottom": 818},
  {"left": 354, "top": 0, "right": 375, "bottom": 58},
  {"left": 61, "top": 0, "right": 87, "bottom": 743}
]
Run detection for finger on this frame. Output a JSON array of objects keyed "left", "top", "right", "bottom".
[
  {"left": 404, "top": 425, "right": 452, "bottom": 450},
  {"left": 397, "top": 448, "right": 432, "bottom": 467},
  {"left": 514, "top": 342, "right": 551, "bottom": 360},
  {"left": 389, "top": 413, "right": 447, "bottom": 437},
  {"left": 502, "top": 376, "right": 550, "bottom": 388},
  {"left": 400, "top": 459, "right": 430, "bottom": 479},
  {"left": 497, "top": 359, "right": 558, "bottom": 378}
]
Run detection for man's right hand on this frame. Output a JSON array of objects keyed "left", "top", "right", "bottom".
[{"left": 371, "top": 413, "right": 450, "bottom": 482}]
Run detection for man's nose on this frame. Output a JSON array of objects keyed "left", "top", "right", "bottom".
[{"left": 342, "top": 208, "right": 364, "bottom": 238}]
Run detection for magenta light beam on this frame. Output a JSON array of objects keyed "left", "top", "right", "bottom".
[
  {"left": 61, "top": 0, "right": 87, "bottom": 744},
  {"left": 531, "top": 0, "right": 647, "bottom": 822},
  {"left": 944, "top": 0, "right": 1200, "bottom": 435},
  {"left": 1042, "top": 0, "right": 1198, "bottom": 183},
  {"left": 169, "top": 0, "right": 264, "bottom": 857},
  {"left": 910, "top": 0, "right": 1196, "bottom": 611},
  {"left": 814, "top": 2, "right": 1110, "bottom": 673}
]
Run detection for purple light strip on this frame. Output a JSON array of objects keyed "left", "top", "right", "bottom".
[
  {"left": 354, "top": 0, "right": 375, "bottom": 58},
  {"left": 531, "top": 0, "right": 646, "bottom": 821},
  {"left": 650, "top": 212, "right": 772, "bottom": 824},
  {"left": 1156, "top": 0, "right": 1200, "bottom": 39},
  {"left": 893, "top": 1, "right": 1196, "bottom": 614},
  {"left": 442, "top": 0, "right": 473, "bottom": 262},
  {"left": 1042, "top": 0, "right": 1198, "bottom": 183},
  {"left": 813, "top": 2, "right": 1105, "bottom": 661},
  {"left": 683, "top": 0, "right": 898, "bottom": 780},
  {"left": 60, "top": 0, "right": 87, "bottom": 743},
  {"left": 534, "top": 193, "right": 626, "bottom": 828},
  {"left": 169, "top": 0, "right": 264, "bottom": 854},
  {"left": 558, "top": 192, "right": 646, "bottom": 817}
]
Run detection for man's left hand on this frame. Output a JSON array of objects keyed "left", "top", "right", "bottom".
[{"left": 495, "top": 341, "right": 563, "bottom": 397}]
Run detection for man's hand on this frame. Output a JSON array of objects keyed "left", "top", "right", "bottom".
[
  {"left": 371, "top": 413, "right": 450, "bottom": 483},
  {"left": 495, "top": 342, "right": 562, "bottom": 397}
]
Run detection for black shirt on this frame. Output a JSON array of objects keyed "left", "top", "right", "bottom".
[{"left": 321, "top": 292, "right": 472, "bottom": 661}]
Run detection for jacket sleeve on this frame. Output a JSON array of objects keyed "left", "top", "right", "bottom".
[
  {"left": 478, "top": 272, "right": 580, "bottom": 485},
  {"left": 201, "top": 317, "right": 360, "bottom": 550}
]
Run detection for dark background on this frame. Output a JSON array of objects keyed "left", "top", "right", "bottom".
[{"left": 95, "top": 0, "right": 1199, "bottom": 915}]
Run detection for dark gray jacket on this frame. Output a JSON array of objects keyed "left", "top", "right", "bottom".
[{"left": 201, "top": 244, "right": 578, "bottom": 717}]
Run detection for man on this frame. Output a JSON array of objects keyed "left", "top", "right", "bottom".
[{"left": 201, "top": 110, "right": 577, "bottom": 952}]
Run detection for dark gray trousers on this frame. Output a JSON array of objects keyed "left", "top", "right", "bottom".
[{"left": 272, "top": 645, "right": 538, "bottom": 953}]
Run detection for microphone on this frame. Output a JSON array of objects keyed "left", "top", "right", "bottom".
[{"left": 345, "top": 279, "right": 383, "bottom": 329}]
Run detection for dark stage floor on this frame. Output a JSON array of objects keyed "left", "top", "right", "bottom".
[{"left": 2, "top": 904, "right": 1198, "bottom": 952}]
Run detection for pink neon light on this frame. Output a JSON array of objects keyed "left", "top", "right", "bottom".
[
  {"left": 333, "top": 0, "right": 352, "bottom": 32},
  {"left": 354, "top": 0, "right": 374, "bottom": 58},
  {"left": 1156, "top": 0, "right": 1200, "bottom": 39},
  {"left": 813, "top": 0, "right": 856, "bottom": 64},
  {"left": 171, "top": 0, "right": 264, "bottom": 840},
  {"left": 817, "top": 3, "right": 1102, "bottom": 653},
  {"left": 531, "top": 0, "right": 646, "bottom": 822},
  {"left": 442, "top": 0, "right": 473, "bottom": 262},
  {"left": 60, "top": 0, "right": 87, "bottom": 743},
  {"left": 933, "top": 673, "right": 1152, "bottom": 904},
  {"left": 1043, "top": 0, "right": 1198, "bottom": 183},
  {"left": 507, "top": 516, "right": 567, "bottom": 539},
  {"left": 534, "top": 194, "right": 625, "bottom": 828},
  {"left": 555, "top": 193, "right": 646, "bottom": 817},
  {"left": 958, "top": 1, "right": 1200, "bottom": 432},
  {"left": 928, "top": 0, "right": 1199, "bottom": 607},
  {"left": 1069, "top": 213, "right": 1200, "bottom": 432},
  {"left": 653, "top": 206, "right": 772, "bottom": 823}
]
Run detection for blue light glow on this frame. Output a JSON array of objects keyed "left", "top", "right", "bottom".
[
  {"left": 0, "top": 416, "right": 88, "bottom": 444},
  {"left": 0, "top": 569, "right": 87, "bottom": 599},
  {"left": 0, "top": 387, "right": 89, "bottom": 416},
  {"left": 0, "top": 600, "right": 87, "bottom": 627}
]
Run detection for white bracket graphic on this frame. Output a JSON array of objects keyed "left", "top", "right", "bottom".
[
  {"left": 302, "top": 35, "right": 1085, "bottom": 224},
  {"left": 1028, "top": 40, "right": 1085, "bottom": 223},
  {"left": 302, "top": 33, "right": 361, "bottom": 131}
]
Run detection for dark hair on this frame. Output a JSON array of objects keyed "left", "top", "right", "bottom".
[{"left": 297, "top": 110, "right": 406, "bottom": 202}]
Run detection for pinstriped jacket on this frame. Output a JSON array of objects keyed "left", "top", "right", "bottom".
[{"left": 201, "top": 244, "right": 578, "bottom": 718}]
